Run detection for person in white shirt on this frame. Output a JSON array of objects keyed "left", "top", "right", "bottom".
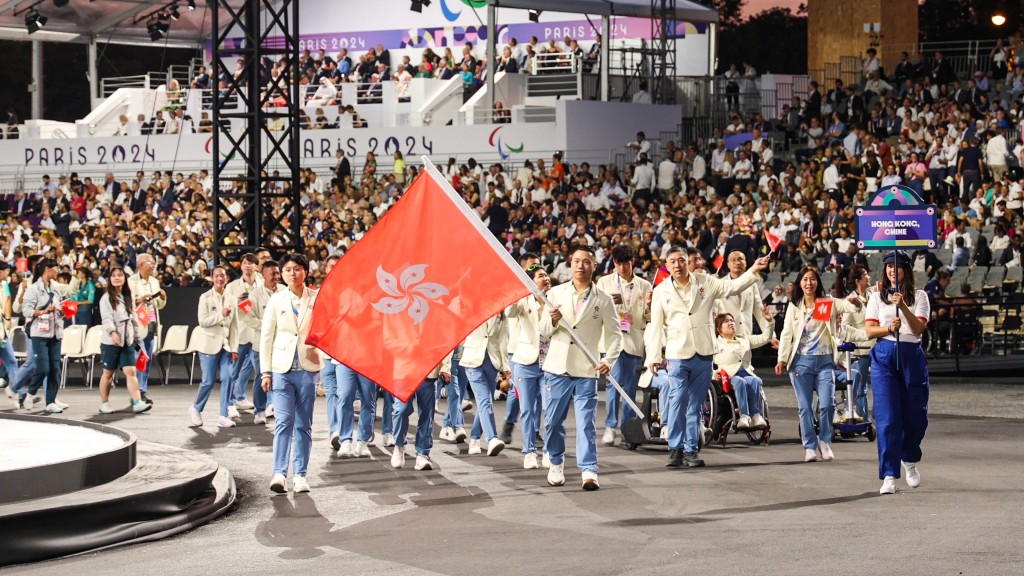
[
  {"left": 225, "top": 253, "right": 261, "bottom": 420},
  {"left": 461, "top": 314, "right": 509, "bottom": 457},
  {"left": 822, "top": 155, "right": 842, "bottom": 191},
  {"left": 657, "top": 155, "right": 677, "bottom": 196},
  {"left": 626, "top": 131, "right": 651, "bottom": 161},
  {"left": 631, "top": 154, "right": 655, "bottom": 207},
  {"left": 862, "top": 251, "right": 929, "bottom": 495},
  {"left": 247, "top": 258, "right": 284, "bottom": 425},
  {"left": 189, "top": 266, "right": 239, "bottom": 428},
  {"left": 986, "top": 128, "right": 1009, "bottom": 182}
]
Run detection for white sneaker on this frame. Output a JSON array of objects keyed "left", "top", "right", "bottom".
[
  {"left": 0, "top": 377, "right": 6, "bottom": 388},
  {"left": 542, "top": 452, "right": 551, "bottom": 468},
  {"left": 217, "top": 416, "right": 237, "bottom": 428},
  {"left": 414, "top": 455, "right": 432, "bottom": 470},
  {"left": 254, "top": 411, "right": 267, "bottom": 425},
  {"left": 235, "top": 399, "right": 255, "bottom": 410},
  {"left": 659, "top": 426, "right": 669, "bottom": 440},
  {"left": 22, "top": 394, "right": 36, "bottom": 410},
  {"left": 523, "top": 452, "right": 539, "bottom": 469},
  {"left": 879, "top": 476, "right": 897, "bottom": 494},
  {"left": 391, "top": 447, "right": 406, "bottom": 469},
  {"left": 55, "top": 399, "right": 69, "bottom": 410},
  {"left": 468, "top": 438, "right": 482, "bottom": 455},
  {"left": 581, "top": 471, "right": 600, "bottom": 491},
  {"left": 6, "top": 388, "right": 18, "bottom": 409},
  {"left": 439, "top": 426, "right": 456, "bottom": 442},
  {"left": 292, "top": 475, "right": 311, "bottom": 493},
  {"left": 819, "top": 442, "right": 835, "bottom": 461},
  {"left": 330, "top": 432, "right": 341, "bottom": 451},
  {"left": 461, "top": 400, "right": 473, "bottom": 412},
  {"left": 189, "top": 406, "right": 203, "bottom": 427},
  {"left": 382, "top": 433, "right": 395, "bottom": 447},
  {"left": 751, "top": 413, "right": 768, "bottom": 430},
  {"left": 337, "top": 439, "right": 353, "bottom": 458},
  {"left": 270, "top": 473, "right": 287, "bottom": 493},
  {"left": 132, "top": 400, "right": 152, "bottom": 414},
  {"left": 804, "top": 448, "right": 818, "bottom": 462},
  {"left": 602, "top": 427, "right": 617, "bottom": 446},
  {"left": 486, "top": 437, "right": 505, "bottom": 456},
  {"left": 45, "top": 403, "right": 63, "bottom": 414},
  {"left": 99, "top": 401, "right": 114, "bottom": 414},
  {"left": 902, "top": 461, "right": 921, "bottom": 488},
  {"left": 227, "top": 405, "right": 240, "bottom": 419},
  {"left": 736, "top": 414, "right": 752, "bottom": 430},
  {"left": 353, "top": 441, "right": 371, "bottom": 457},
  {"left": 266, "top": 404, "right": 275, "bottom": 419},
  {"left": 454, "top": 427, "right": 468, "bottom": 443},
  {"left": 547, "top": 462, "right": 565, "bottom": 486}
]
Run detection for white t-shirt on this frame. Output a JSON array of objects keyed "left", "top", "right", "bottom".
[{"left": 865, "top": 290, "right": 929, "bottom": 344}]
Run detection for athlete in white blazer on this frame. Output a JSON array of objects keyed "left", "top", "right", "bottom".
[
  {"left": 245, "top": 258, "right": 284, "bottom": 424},
  {"left": 646, "top": 246, "right": 770, "bottom": 468},
  {"left": 259, "top": 254, "right": 322, "bottom": 494},
  {"left": 713, "top": 308, "right": 776, "bottom": 430},
  {"left": 595, "top": 244, "right": 652, "bottom": 445},
  {"left": 539, "top": 245, "right": 623, "bottom": 491},
  {"left": 460, "top": 314, "right": 509, "bottom": 456},
  {"left": 189, "top": 267, "right": 240, "bottom": 428},
  {"left": 225, "top": 253, "right": 260, "bottom": 414},
  {"left": 499, "top": 252, "right": 541, "bottom": 447},
  {"left": 715, "top": 250, "right": 772, "bottom": 338}
]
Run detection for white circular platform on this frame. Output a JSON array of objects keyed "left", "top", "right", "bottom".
[{"left": 0, "top": 419, "right": 129, "bottom": 472}]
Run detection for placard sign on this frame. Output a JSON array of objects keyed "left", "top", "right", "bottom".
[{"left": 854, "top": 185, "right": 938, "bottom": 251}]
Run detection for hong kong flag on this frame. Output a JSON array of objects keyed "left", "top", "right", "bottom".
[
  {"left": 306, "top": 160, "right": 533, "bottom": 402},
  {"left": 812, "top": 297, "right": 834, "bottom": 322},
  {"left": 764, "top": 229, "right": 783, "bottom": 254}
]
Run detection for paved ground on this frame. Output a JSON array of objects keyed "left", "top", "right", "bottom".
[{"left": 2, "top": 375, "right": 1023, "bottom": 576}]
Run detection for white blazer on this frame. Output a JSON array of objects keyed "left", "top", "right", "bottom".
[
  {"left": 195, "top": 287, "right": 238, "bottom": 355},
  {"left": 505, "top": 294, "right": 545, "bottom": 366},
  {"left": 645, "top": 269, "right": 760, "bottom": 365},
  {"left": 776, "top": 296, "right": 861, "bottom": 368},
  {"left": 426, "top": 351, "right": 454, "bottom": 380},
  {"left": 246, "top": 282, "right": 284, "bottom": 353},
  {"left": 460, "top": 314, "right": 508, "bottom": 371},
  {"left": 226, "top": 274, "right": 260, "bottom": 346},
  {"left": 714, "top": 326, "right": 774, "bottom": 377},
  {"left": 716, "top": 279, "right": 771, "bottom": 338},
  {"left": 539, "top": 282, "right": 623, "bottom": 378},
  {"left": 595, "top": 271, "right": 652, "bottom": 357},
  {"left": 259, "top": 286, "right": 323, "bottom": 374}
]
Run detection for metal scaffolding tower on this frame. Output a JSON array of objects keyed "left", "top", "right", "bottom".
[
  {"left": 650, "top": 0, "right": 678, "bottom": 105},
  {"left": 210, "top": 0, "right": 301, "bottom": 264}
]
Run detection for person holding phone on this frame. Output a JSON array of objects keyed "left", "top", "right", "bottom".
[
  {"left": 97, "top": 267, "right": 151, "bottom": 414},
  {"left": 21, "top": 259, "right": 66, "bottom": 413}
]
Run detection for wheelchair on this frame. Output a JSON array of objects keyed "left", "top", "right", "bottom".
[
  {"left": 701, "top": 373, "right": 771, "bottom": 447},
  {"left": 806, "top": 344, "right": 877, "bottom": 442}
]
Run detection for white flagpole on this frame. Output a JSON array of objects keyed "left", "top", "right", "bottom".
[{"left": 421, "top": 157, "right": 645, "bottom": 419}]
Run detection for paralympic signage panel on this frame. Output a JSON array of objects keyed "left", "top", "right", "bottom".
[{"left": 854, "top": 184, "right": 938, "bottom": 251}]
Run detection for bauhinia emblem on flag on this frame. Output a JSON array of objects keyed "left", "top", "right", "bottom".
[
  {"left": 238, "top": 299, "right": 254, "bottom": 315},
  {"left": 812, "top": 297, "right": 834, "bottom": 322},
  {"left": 306, "top": 161, "right": 533, "bottom": 402}
]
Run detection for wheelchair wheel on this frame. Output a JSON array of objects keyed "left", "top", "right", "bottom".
[
  {"left": 701, "top": 388, "right": 716, "bottom": 448},
  {"left": 745, "top": 389, "right": 770, "bottom": 445},
  {"left": 866, "top": 423, "right": 877, "bottom": 442}
]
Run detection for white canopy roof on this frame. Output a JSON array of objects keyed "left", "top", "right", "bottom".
[{"left": 489, "top": 0, "right": 719, "bottom": 24}]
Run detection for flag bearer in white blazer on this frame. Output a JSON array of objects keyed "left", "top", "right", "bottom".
[
  {"left": 390, "top": 351, "right": 453, "bottom": 471},
  {"left": 504, "top": 263, "right": 552, "bottom": 469},
  {"left": 260, "top": 254, "right": 323, "bottom": 494},
  {"left": 460, "top": 313, "right": 509, "bottom": 456},
  {"left": 595, "top": 244, "right": 652, "bottom": 446},
  {"left": 539, "top": 245, "right": 623, "bottom": 491},
  {"left": 646, "top": 247, "right": 770, "bottom": 469},
  {"left": 189, "top": 266, "right": 239, "bottom": 428}
]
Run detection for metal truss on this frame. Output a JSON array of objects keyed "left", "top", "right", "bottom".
[{"left": 650, "top": 0, "right": 677, "bottom": 105}]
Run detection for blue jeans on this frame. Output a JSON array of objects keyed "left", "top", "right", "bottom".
[
  {"left": 650, "top": 371, "right": 672, "bottom": 430},
  {"left": 871, "top": 340, "right": 929, "bottom": 479},
  {"left": 504, "top": 353, "right": 519, "bottom": 424},
  {"left": 321, "top": 361, "right": 340, "bottom": 436},
  {"left": 381, "top": 389, "right": 394, "bottom": 436},
  {"left": 852, "top": 355, "right": 871, "bottom": 422},
  {"left": 392, "top": 378, "right": 436, "bottom": 456},
  {"left": 666, "top": 355, "right": 713, "bottom": 453},
  {"left": 466, "top": 355, "right": 499, "bottom": 441},
  {"left": 194, "top": 350, "right": 233, "bottom": 417},
  {"left": 337, "top": 363, "right": 377, "bottom": 442},
  {"left": 29, "top": 337, "right": 61, "bottom": 405},
  {"left": 732, "top": 369, "right": 763, "bottom": 416},
  {"left": 789, "top": 353, "right": 836, "bottom": 449},
  {"left": 606, "top": 351, "right": 643, "bottom": 428},
  {"left": 229, "top": 342, "right": 255, "bottom": 403},
  {"left": 0, "top": 339, "right": 19, "bottom": 387},
  {"left": 251, "top": 351, "right": 269, "bottom": 412},
  {"left": 13, "top": 338, "right": 38, "bottom": 397},
  {"left": 441, "top": 352, "right": 468, "bottom": 428},
  {"left": 543, "top": 372, "right": 598, "bottom": 473},
  {"left": 137, "top": 333, "right": 155, "bottom": 392},
  {"left": 511, "top": 360, "right": 544, "bottom": 454},
  {"left": 271, "top": 370, "right": 317, "bottom": 477}
]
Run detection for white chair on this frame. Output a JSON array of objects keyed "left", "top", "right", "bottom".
[
  {"left": 185, "top": 329, "right": 205, "bottom": 386},
  {"left": 82, "top": 325, "right": 105, "bottom": 387},
  {"left": 60, "top": 324, "right": 88, "bottom": 389},
  {"left": 11, "top": 326, "right": 28, "bottom": 361},
  {"left": 157, "top": 325, "right": 190, "bottom": 385}
]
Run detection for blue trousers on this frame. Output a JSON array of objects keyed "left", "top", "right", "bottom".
[
  {"left": 505, "top": 353, "right": 520, "bottom": 425},
  {"left": 321, "top": 361, "right": 340, "bottom": 436},
  {"left": 789, "top": 353, "right": 835, "bottom": 449},
  {"left": 666, "top": 355, "right": 713, "bottom": 453},
  {"left": 337, "top": 363, "right": 377, "bottom": 442},
  {"left": 732, "top": 369, "right": 763, "bottom": 416},
  {"left": 250, "top": 351, "right": 269, "bottom": 413},
  {"left": 271, "top": 370, "right": 316, "bottom": 477},
  {"left": 466, "top": 355, "right": 499, "bottom": 441},
  {"left": 194, "top": 350, "right": 232, "bottom": 417},
  {"left": 229, "top": 342, "right": 256, "bottom": 403},
  {"left": 381, "top": 389, "right": 394, "bottom": 436},
  {"left": 1, "top": 339, "right": 20, "bottom": 388},
  {"left": 851, "top": 355, "right": 871, "bottom": 422},
  {"left": 543, "top": 372, "right": 598, "bottom": 473},
  {"left": 137, "top": 333, "right": 155, "bottom": 392},
  {"left": 511, "top": 360, "right": 544, "bottom": 454},
  {"left": 28, "top": 337, "right": 61, "bottom": 405},
  {"left": 606, "top": 351, "right": 643, "bottom": 428},
  {"left": 650, "top": 371, "right": 672, "bottom": 430},
  {"left": 392, "top": 378, "right": 436, "bottom": 456},
  {"left": 871, "top": 340, "right": 929, "bottom": 479},
  {"left": 441, "top": 354, "right": 468, "bottom": 428}
]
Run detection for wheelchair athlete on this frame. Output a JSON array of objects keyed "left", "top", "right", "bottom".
[{"left": 712, "top": 311, "right": 776, "bottom": 431}]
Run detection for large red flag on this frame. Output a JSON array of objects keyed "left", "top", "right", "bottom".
[{"left": 306, "top": 163, "right": 533, "bottom": 402}]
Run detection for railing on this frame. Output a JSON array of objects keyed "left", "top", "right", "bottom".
[
  {"left": 100, "top": 73, "right": 163, "bottom": 98},
  {"left": 933, "top": 293, "right": 1024, "bottom": 371},
  {"left": 532, "top": 52, "right": 579, "bottom": 75}
]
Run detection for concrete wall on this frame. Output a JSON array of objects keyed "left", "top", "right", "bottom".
[
  {"left": 560, "top": 100, "right": 682, "bottom": 167},
  {"left": 807, "top": 0, "right": 918, "bottom": 78}
]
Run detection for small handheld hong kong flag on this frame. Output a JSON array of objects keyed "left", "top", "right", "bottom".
[
  {"left": 653, "top": 265, "right": 670, "bottom": 286},
  {"left": 812, "top": 297, "right": 834, "bottom": 322},
  {"left": 135, "top": 345, "right": 150, "bottom": 372},
  {"left": 136, "top": 304, "right": 153, "bottom": 327},
  {"left": 306, "top": 160, "right": 533, "bottom": 402},
  {"left": 61, "top": 300, "right": 79, "bottom": 317},
  {"left": 16, "top": 258, "right": 28, "bottom": 274},
  {"left": 719, "top": 369, "right": 732, "bottom": 393},
  {"left": 712, "top": 253, "right": 725, "bottom": 273},
  {"left": 238, "top": 299, "right": 254, "bottom": 315},
  {"left": 764, "top": 229, "right": 783, "bottom": 254}
]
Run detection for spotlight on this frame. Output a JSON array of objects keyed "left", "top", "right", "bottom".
[
  {"left": 410, "top": 0, "right": 423, "bottom": 12},
  {"left": 148, "top": 20, "right": 163, "bottom": 41},
  {"left": 53, "top": 0, "right": 69, "bottom": 7},
  {"left": 528, "top": 9, "right": 542, "bottom": 23},
  {"left": 25, "top": 10, "right": 47, "bottom": 34},
  {"left": 187, "top": 0, "right": 196, "bottom": 10},
  {"left": 169, "top": 5, "right": 180, "bottom": 20},
  {"left": 992, "top": 12, "right": 1007, "bottom": 26}
]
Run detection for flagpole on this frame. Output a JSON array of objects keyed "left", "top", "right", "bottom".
[{"left": 421, "top": 157, "right": 645, "bottom": 419}]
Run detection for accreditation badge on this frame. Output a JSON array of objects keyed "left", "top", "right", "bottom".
[{"left": 619, "top": 311, "right": 632, "bottom": 334}]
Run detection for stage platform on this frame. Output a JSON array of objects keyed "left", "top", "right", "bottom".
[{"left": 0, "top": 414, "right": 235, "bottom": 567}]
